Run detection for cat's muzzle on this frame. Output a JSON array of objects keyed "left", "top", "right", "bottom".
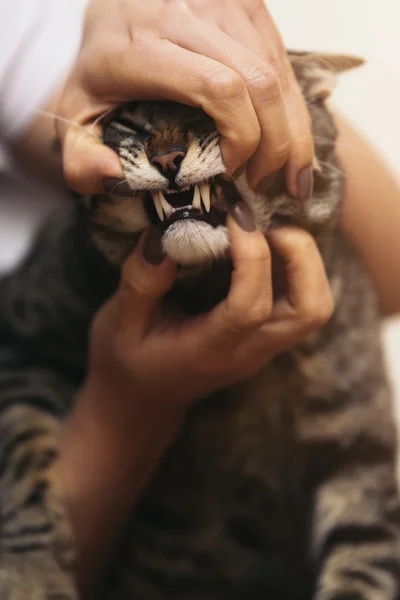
[{"left": 143, "top": 178, "right": 237, "bottom": 265}]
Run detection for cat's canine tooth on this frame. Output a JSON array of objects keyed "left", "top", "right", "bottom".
[
  {"left": 159, "top": 191, "right": 173, "bottom": 217},
  {"left": 152, "top": 192, "right": 164, "bottom": 221},
  {"left": 200, "top": 183, "right": 211, "bottom": 213},
  {"left": 192, "top": 184, "right": 201, "bottom": 210}
]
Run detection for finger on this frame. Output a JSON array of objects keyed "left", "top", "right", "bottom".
[
  {"left": 267, "top": 226, "right": 334, "bottom": 327},
  {"left": 166, "top": 16, "right": 290, "bottom": 183},
  {"left": 256, "top": 58, "right": 314, "bottom": 199},
  {"left": 281, "top": 67, "right": 314, "bottom": 199},
  {"left": 118, "top": 228, "right": 177, "bottom": 328},
  {"left": 250, "top": 6, "right": 315, "bottom": 196},
  {"left": 62, "top": 126, "right": 124, "bottom": 194},
  {"left": 74, "top": 36, "right": 260, "bottom": 178},
  {"left": 200, "top": 202, "right": 273, "bottom": 348}
]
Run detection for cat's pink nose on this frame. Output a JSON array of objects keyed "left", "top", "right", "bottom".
[{"left": 151, "top": 150, "right": 186, "bottom": 174}]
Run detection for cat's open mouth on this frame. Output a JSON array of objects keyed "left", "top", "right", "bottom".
[{"left": 144, "top": 180, "right": 231, "bottom": 231}]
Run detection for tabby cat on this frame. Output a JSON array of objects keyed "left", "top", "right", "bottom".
[{"left": 0, "top": 51, "right": 399, "bottom": 600}]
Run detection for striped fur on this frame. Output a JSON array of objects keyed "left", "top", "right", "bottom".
[{"left": 0, "top": 51, "right": 399, "bottom": 600}]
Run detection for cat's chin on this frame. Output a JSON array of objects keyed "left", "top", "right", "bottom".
[{"left": 161, "top": 220, "right": 229, "bottom": 266}]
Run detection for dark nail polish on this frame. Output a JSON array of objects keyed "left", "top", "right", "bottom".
[
  {"left": 142, "top": 228, "right": 165, "bottom": 265},
  {"left": 230, "top": 202, "right": 256, "bottom": 232},
  {"left": 296, "top": 165, "right": 314, "bottom": 200},
  {"left": 103, "top": 177, "right": 133, "bottom": 196},
  {"left": 256, "top": 172, "right": 277, "bottom": 194}
]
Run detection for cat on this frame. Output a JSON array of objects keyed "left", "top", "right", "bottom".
[{"left": 0, "top": 50, "right": 399, "bottom": 600}]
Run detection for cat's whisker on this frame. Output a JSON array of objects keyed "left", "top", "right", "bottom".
[
  {"left": 315, "top": 159, "right": 362, "bottom": 188},
  {"left": 109, "top": 179, "right": 131, "bottom": 195},
  {"left": 316, "top": 159, "right": 346, "bottom": 178},
  {"left": 89, "top": 109, "right": 114, "bottom": 136},
  {"left": 35, "top": 109, "right": 101, "bottom": 140},
  {"left": 317, "top": 161, "right": 363, "bottom": 192}
]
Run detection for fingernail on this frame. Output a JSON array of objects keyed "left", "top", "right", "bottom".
[
  {"left": 230, "top": 202, "right": 256, "bottom": 232},
  {"left": 256, "top": 172, "right": 277, "bottom": 194},
  {"left": 142, "top": 228, "right": 165, "bottom": 265},
  {"left": 296, "top": 165, "right": 314, "bottom": 200},
  {"left": 103, "top": 177, "right": 133, "bottom": 196}
]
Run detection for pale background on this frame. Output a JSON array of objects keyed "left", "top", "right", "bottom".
[
  {"left": 0, "top": 0, "right": 399, "bottom": 405},
  {"left": 267, "top": 0, "right": 400, "bottom": 434}
]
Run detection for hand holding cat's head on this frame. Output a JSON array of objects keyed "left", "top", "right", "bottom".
[{"left": 86, "top": 52, "right": 363, "bottom": 267}]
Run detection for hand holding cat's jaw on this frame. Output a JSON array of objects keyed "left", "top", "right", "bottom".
[{"left": 82, "top": 207, "right": 333, "bottom": 417}]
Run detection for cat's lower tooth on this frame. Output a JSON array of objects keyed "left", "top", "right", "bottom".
[
  {"left": 159, "top": 191, "right": 173, "bottom": 217},
  {"left": 192, "top": 184, "right": 202, "bottom": 210},
  {"left": 200, "top": 183, "right": 211, "bottom": 213},
  {"left": 152, "top": 192, "right": 164, "bottom": 221}
]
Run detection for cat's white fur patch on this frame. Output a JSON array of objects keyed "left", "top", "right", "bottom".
[
  {"left": 119, "top": 142, "right": 167, "bottom": 191},
  {"left": 162, "top": 221, "right": 229, "bottom": 265},
  {"left": 176, "top": 136, "right": 226, "bottom": 187},
  {"left": 118, "top": 134, "right": 225, "bottom": 194}
]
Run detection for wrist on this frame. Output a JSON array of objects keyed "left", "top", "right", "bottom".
[
  {"left": 59, "top": 377, "right": 185, "bottom": 594},
  {"left": 61, "top": 376, "right": 186, "bottom": 491}
]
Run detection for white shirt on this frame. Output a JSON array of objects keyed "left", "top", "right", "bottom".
[
  {"left": 0, "top": 0, "right": 85, "bottom": 272},
  {"left": 0, "top": 0, "right": 84, "bottom": 165}
]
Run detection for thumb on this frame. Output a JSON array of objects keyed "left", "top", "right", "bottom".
[{"left": 118, "top": 228, "right": 177, "bottom": 326}]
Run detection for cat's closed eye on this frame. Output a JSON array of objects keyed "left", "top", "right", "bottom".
[{"left": 111, "top": 116, "right": 151, "bottom": 139}]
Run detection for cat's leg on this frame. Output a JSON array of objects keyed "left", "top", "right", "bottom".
[
  {"left": 0, "top": 369, "right": 78, "bottom": 600},
  {"left": 310, "top": 449, "right": 400, "bottom": 600}
]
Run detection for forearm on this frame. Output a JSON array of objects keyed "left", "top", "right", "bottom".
[
  {"left": 333, "top": 109, "right": 400, "bottom": 316},
  {"left": 60, "top": 379, "right": 185, "bottom": 597}
]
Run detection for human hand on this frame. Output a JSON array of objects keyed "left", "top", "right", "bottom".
[
  {"left": 57, "top": 0, "right": 314, "bottom": 199},
  {"left": 84, "top": 202, "right": 333, "bottom": 416},
  {"left": 62, "top": 203, "right": 332, "bottom": 592}
]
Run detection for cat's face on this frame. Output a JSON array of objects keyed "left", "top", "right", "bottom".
[{"left": 86, "top": 53, "right": 363, "bottom": 267}]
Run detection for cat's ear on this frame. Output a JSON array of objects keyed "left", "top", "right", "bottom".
[{"left": 289, "top": 51, "right": 365, "bottom": 101}]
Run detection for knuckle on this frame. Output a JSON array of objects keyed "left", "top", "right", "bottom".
[
  {"left": 245, "top": 301, "right": 272, "bottom": 327},
  {"left": 269, "top": 52, "right": 289, "bottom": 81},
  {"left": 160, "top": 1, "right": 189, "bottom": 25},
  {"left": 120, "top": 266, "right": 155, "bottom": 300},
  {"left": 300, "top": 290, "right": 335, "bottom": 330},
  {"left": 236, "top": 126, "right": 261, "bottom": 158},
  {"left": 223, "top": 306, "right": 246, "bottom": 335},
  {"left": 315, "top": 291, "right": 335, "bottom": 325},
  {"left": 246, "top": 66, "right": 272, "bottom": 90},
  {"left": 202, "top": 68, "right": 246, "bottom": 101},
  {"left": 247, "top": 68, "right": 281, "bottom": 103},
  {"left": 265, "top": 139, "right": 291, "bottom": 170},
  {"left": 128, "top": 30, "right": 153, "bottom": 51},
  {"left": 226, "top": 296, "right": 271, "bottom": 331}
]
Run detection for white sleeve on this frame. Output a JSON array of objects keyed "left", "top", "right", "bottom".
[{"left": 0, "top": 0, "right": 85, "bottom": 143}]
